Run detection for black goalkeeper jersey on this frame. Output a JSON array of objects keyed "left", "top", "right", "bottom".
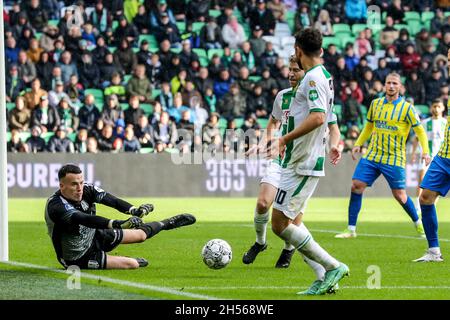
[{"left": 45, "top": 184, "right": 132, "bottom": 261}]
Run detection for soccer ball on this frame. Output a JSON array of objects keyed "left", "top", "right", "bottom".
[{"left": 201, "top": 239, "right": 232, "bottom": 269}]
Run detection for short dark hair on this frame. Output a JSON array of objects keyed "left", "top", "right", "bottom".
[
  {"left": 58, "top": 164, "right": 82, "bottom": 180},
  {"left": 295, "top": 28, "right": 322, "bottom": 57}
]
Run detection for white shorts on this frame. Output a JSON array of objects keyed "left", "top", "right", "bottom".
[
  {"left": 260, "top": 160, "right": 281, "bottom": 188},
  {"left": 272, "top": 168, "right": 319, "bottom": 220}
]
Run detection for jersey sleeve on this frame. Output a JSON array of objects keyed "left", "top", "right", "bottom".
[
  {"left": 46, "top": 196, "right": 79, "bottom": 226},
  {"left": 366, "top": 100, "right": 375, "bottom": 123},
  {"left": 271, "top": 90, "right": 283, "bottom": 121},
  {"left": 306, "top": 75, "right": 329, "bottom": 113},
  {"left": 84, "top": 183, "right": 133, "bottom": 213},
  {"left": 327, "top": 108, "right": 338, "bottom": 124},
  {"left": 406, "top": 104, "right": 421, "bottom": 127}
]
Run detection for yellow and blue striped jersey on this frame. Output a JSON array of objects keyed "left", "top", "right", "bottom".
[
  {"left": 363, "top": 96, "right": 421, "bottom": 167},
  {"left": 438, "top": 116, "right": 450, "bottom": 159}
]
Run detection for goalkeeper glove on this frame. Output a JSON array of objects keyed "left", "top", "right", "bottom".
[
  {"left": 111, "top": 216, "right": 143, "bottom": 229},
  {"left": 128, "top": 204, "right": 154, "bottom": 218}
]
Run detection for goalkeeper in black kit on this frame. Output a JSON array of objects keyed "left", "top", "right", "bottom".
[{"left": 45, "top": 164, "right": 196, "bottom": 269}]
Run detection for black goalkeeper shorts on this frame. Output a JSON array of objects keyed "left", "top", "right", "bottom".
[{"left": 59, "top": 229, "right": 124, "bottom": 270}]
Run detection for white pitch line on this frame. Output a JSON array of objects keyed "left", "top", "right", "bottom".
[
  {"left": 2, "top": 261, "right": 224, "bottom": 300},
  {"left": 183, "top": 286, "right": 450, "bottom": 290}
]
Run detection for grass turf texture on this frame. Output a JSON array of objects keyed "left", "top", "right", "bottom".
[{"left": 1, "top": 197, "right": 449, "bottom": 300}]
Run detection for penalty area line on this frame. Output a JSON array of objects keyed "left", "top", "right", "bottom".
[{"left": 1, "top": 261, "right": 224, "bottom": 300}]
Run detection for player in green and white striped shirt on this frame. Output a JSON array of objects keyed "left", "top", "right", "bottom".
[{"left": 411, "top": 99, "right": 447, "bottom": 212}]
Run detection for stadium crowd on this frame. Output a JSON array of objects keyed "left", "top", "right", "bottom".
[{"left": 4, "top": 0, "right": 450, "bottom": 154}]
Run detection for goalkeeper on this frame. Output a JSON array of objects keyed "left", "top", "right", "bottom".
[{"left": 45, "top": 164, "right": 196, "bottom": 270}]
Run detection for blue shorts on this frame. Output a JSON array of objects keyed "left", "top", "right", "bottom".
[
  {"left": 353, "top": 158, "right": 406, "bottom": 189},
  {"left": 420, "top": 156, "right": 450, "bottom": 196}
]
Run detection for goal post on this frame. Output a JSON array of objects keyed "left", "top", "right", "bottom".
[{"left": 0, "top": 0, "right": 9, "bottom": 262}]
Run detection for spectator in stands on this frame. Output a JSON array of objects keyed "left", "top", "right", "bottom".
[
  {"left": 78, "top": 94, "right": 101, "bottom": 132},
  {"left": 97, "top": 123, "right": 120, "bottom": 152},
  {"left": 124, "top": 95, "right": 144, "bottom": 127},
  {"left": 360, "top": 69, "right": 374, "bottom": 107},
  {"left": 222, "top": 16, "right": 246, "bottom": 50},
  {"left": 186, "top": 0, "right": 209, "bottom": 24},
  {"left": 9, "top": 96, "right": 30, "bottom": 132},
  {"left": 400, "top": 44, "right": 421, "bottom": 75},
  {"left": 12, "top": 12, "right": 32, "bottom": 40},
  {"left": 31, "top": 95, "right": 60, "bottom": 133},
  {"left": 249, "top": 0, "right": 276, "bottom": 35},
  {"left": 258, "top": 67, "right": 278, "bottom": 93},
  {"left": 170, "top": 68, "right": 188, "bottom": 95},
  {"left": 194, "top": 67, "right": 214, "bottom": 97},
  {"left": 354, "top": 31, "right": 372, "bottom": 58},
  {"left": 8, "top": 2, "right": 22, "bottom": 27},
  {"left": 150, "top": 0, "right": 176, "bottom": 29},
  {"left": 343, "top": 44, "right": 360, "bottom": 72},
  {"left": 236, "top": 66, "right": 254, "bottom": 96},
  {"left": 345, "top": 0, "right": 367, "bottom": 24},
  {"left": 35, "top": 52, "right": 54, "bottom": 91},
  {"left": 405, "top": 71, "right": 426, "bottom": 105},
  {"left": 229, "top": 51, "right": 246, "bottom": 79},
  {"left": 240, "top": 41, "right": 256, "bottom": 75},
  {"left": 50, "top": 39, "right": 65, "bottom": 63},
  {"left": 314, "top": 9, "right": 333, "bottom": 36},
  {"left": 133, "top": 5, "right": 150, "bottom": 34},
  {"left": 24, "top": 78, "right": 47, "bottom": 111},
  {"left": 176, "top": 109, "right": 195, "bottom": 149},
  {"left": 422, "top": 43, "right": 437, "bottom": 64},
  {"left": 101, "top": 94, "right": 124, "bottom": 127},
  {"left": 259, "top": 41, "right": 279, "bottom": 71},
  {"left": 154, "top": 12, "right": 181, "bottom": 46},
  {"left": 104, "top": 73, "right": 127, "bottom": 102},
  {"left": 92, "top": 36, "right": 110, "bottom": 65},
  {"left": 214, "top": 68, "right": 233, "bottom": 100},
  {"left": 6, "top": 36, "right": 20, "bottom": 64},
  {"left": 81, "top": 23, "right": 97, "bottom": 50},
  {"left": 100, "top": 53, "right": 122, "bottom": 87},
  {"left": 90, "top": 0, "right": 112, "bottom": 35},
  {"left": 17, "top": 49, "right": 36, "bottom": 86},
  {"left": 135, "top": 114, "right": 155, "bottom": 148},
  {"left": 57, "top": 97, "right": 79, "bottom": 134},
  {"left": 22, "top": 0, "right": 48, "bottom": 32},
  {"left": 343, "top": 125, "right": 361, "bottom": 153},
  {"left": 179, "top": 40, "right": 200, "bottom": 69},
  {"left": 386, "top": 0, "right": 404, "bottom": 24},
  {"left": 323, "top": 44, "right": 339, "bottom": 75},
  {"left": 66, "top": 74, "right": 84, "bottom": 108},
  {"left": 6, "top": 64, "right": 25, "bottom": 103},
  {"left": 156, "top": 82, "right": 173, "bottom": 110},
  {"left": 150, "top": 100, "right": 163, "bottom": 125},
  {"left": 217, "top": 83, "right": 246, "bottom": 120},
  {"left": 418, "top": 59, "right": 432, "bottom": 82},
  {"left": 436, "top": 32, "right": 450, "bottom": 57},
  {"left": 425, "top": 68, "right": 445, "bottom": 104},
  {"left": 113, "top": 15, "right": 139, "bottom": 47},
  {"left": 217, "top": 5, "right": 234, "bottom": 28},
  {"left": 157, "top": 39, "right": 174, "bottom": 70},
  {"left": 47, "top": 66, "right": 64, "bottom": 92},
  {"left": 380, "top": 16, "right": 399, "bottom": 48},
  {"left": 240, "top": 113, "right": 261, "bottom": 134},
  {"left": 168, "top": 92, "right": 191, "bottom": 123},
  {"left": 191, "top": 94, "right": 208, "bottom": 133},
  {"left": 384, "top": 46, "right": 401, "bottom": 72},
  {"left": 249, "top": 25, "right": 266, "bottom": 59},
  {"left": 58, "top": 51, "right": 78, "bottom": 85},
  {"left": 48, "top": 80, "right": 71, "bottom": 108},
  {"left": 47, "top": 125, "right": 75, "bottom": 153},
  {"left": 65, "top": 27, "right": 84, "bottom": 58},
  {"left": 393, "top": 28, "right": 415, "bottom": 55},
  {"left": 74, "top": 128, "right": 88, "bottom": 153},
  {"left": 276, "top": 65, "right": 290, "bottom": 90},
  {"left": 202, "top": 112, "right": 221, "bottom": 152},
  {"left": 122, "top": 126, "right": 141, "bottom": 153},
  {"left": 430, "top": 8, "right": 445, "bottom": 37},
  {"left": 114, "top": 38, "right": 138, "bottom": 75},
  {"left": 181, "top": 81, "right": 203, "bottom": 108},
  {"left": 373, "top": 58, "right": 390, "bottom": 83},
  {"left": 267, "top": 0, "right": 286, "bottom": 22},
  {"left": 332, "top": 56, "right": 353, "bottom": 102},
  {"left": 7, "top": 129, "right": 29, "bottom": 153},
  {"left": 207, "top": 53, "right": 223, "bottom": 81},
  {"left": 26, "top": 125, "right": 46, "bottom": 153},
  {"left": 294, "top": 2, "right": 313, "bottom": 32},
  {"left": 78, "top": 52, "right": 100, "bottom": 89},
  {"left": 86, "top": 136, "right": 99, "bottom": 153},
  {"left": 204, "top": 87, "right": 217, "bottom": 113},
  {"left": 200, "top": 16, "right": 223, "bottom": 50},
  {"left": 127, "top": 64, "right": 153, "bottom": 103},
  {"left": 324, "top": 0, "right": 345, "bottom": 24},
  {"left": 354, "top": 56, "right": 371, "bottom": 82},
  {"left": 153, "top": 111, "right": 178, "bottom": 151},
  {"left": 246, "top": 84, "right": 268, "bottom": 117},
  {"left": 415, "top": 28, "right": 433, "bottom": 56}
]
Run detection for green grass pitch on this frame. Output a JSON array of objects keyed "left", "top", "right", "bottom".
[{"left": 1, "top": 197, "right": 449, "bottom": 300}]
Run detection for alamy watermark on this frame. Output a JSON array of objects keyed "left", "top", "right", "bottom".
[
  {"left": 366, "top": 265, "right": 382, "bottom": 289},
  {"left": 66, "top": 265, "right": 81, "bottom": 290}
]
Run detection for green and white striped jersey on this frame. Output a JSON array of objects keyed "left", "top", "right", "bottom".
[
  {"left": 420, "top": 117, "right": 447, "bottom": 157},
  {"left": 276, "top": 64, "right": 334, "bottom": 176}
]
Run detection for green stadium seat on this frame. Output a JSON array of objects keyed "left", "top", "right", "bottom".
[
  {"left": 218, "top": 118, "right": 228, "bottom": 129},
  {"left": 193, "top": 48, "right": 207, "bottom": 59},
  {"left": 285, "top": 10, "right": 296, "bottom": 32},
  {"left": 35, "top": 32, "right": 42, "bottom": 40},
  {"left": 68, "top": 132, "right": 77, "bottom": 142},
  {"left": 48, "top": 19, "right": 59, "bottom": 27},
  {"left": 95, "top": 103, "right": 103, "bottom": 112},
  {"left": 120, "top": 103, "right": 129, "bottom": 110},
  {"left": 407, "top": 20, "right": 423, "bottom": 36},
  {"left": 394, "top": 24, "right": 409, "bottom": 32},
  {"left": 84, "top": 88, "right": 104, "bottom": 103},
  {"left": 140, "top": 147, "right": 154, "bottom": 154},
  {"left": 415, "top": 104, "right": 430, "bottom": 116},
  {"left": 123, "top": 74, "right": 132, "bottom": 84},
  {"left": 421, "top": 12, "right": 435, "bottom": 23},
  {"left": 140, "top": 103, "right": 153, "bottom": 116},
  {"left": 19, "top": 132, "right": 31, "bottom": 142},
  {"left": 332, "top": 23, "right": 351, "bottom": 34},
  {"left": 139, "top": 34, "right": 158, "bottom": 47},
  {"left": 404, "top": 11, "right": 421, "bottom": 22},
  {"left": 112, "top": 20, "right": 119, "bottom": 31},
  {"left": 107, "top": 46, "right": 116, "bottom": 53},
  {"left": 208, "top": 10, "right": 221, "bottom": 18},
  {"left": 176, "top": 21, "right": 186, "bottom": 34},
  {"left": 151, "top": 89, "right": 161, "bottom": 99},
  {"left": 207, "top": 48, "right": 224, "bottom": 59},
  {"left": 352, "top": 24, "right": 367, "bottom": 36},
  {"left": 340, "top": 36, "right": 356, "bottom": 50},
  {"left": 164, "top": 148, "right": 179, "bottom": 154},
  {"left": 445, "top": 12, "right": 450, "bottom": 18},
  {"left": 6, "top": 102, "right": 15, "bottom": 111},
  {"left": 257, "top": 118, "right": 269, "bottom": 128},
  {"left": 42, "top": 132, "right": 54, "bottom": 143},
  {"left": 382, "top": 11, "right": 387, "bottom": 22},
  {"left": 235, "top": 117, "right": 244, "bottom": 128},
  {"left": 192, "top": 22, "right": 205, "bottom": 34},
  {"left": 233, "top": 10, "right": 243, "bottom": 23},
  {"left": 322, "top": 36, "right": 341, "bottom": 49},
  {"left": 431, "top": 37, "right": 439, "bottom": 47},
  {"left": 242, "top": 22, "right": 251, "bottom": 39},
  {"left": 6, "top": 131, "right": 11, "bottom": 142},
  {"left": 199, "top": 56, "right": 209, "bottom": 67},
  {"left": 171, "top": 47, "right": 182, "bottom": 54}
]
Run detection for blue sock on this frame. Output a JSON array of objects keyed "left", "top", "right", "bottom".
[
  {"left": 348, "top": 192, "right": 363, "bottom": 227},
  {"left": 401, "top": 196, "right": 419, "bottom": 223},
  {"left": 420, "top": 204, "right": 439, "bottom": 248}
]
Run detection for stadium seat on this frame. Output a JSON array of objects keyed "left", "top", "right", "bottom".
[
  {"left": 285, "top": 10, "right": 296, "bottom": 33},
  {"left": 242, "top": 22, "right": 251, "bottom": 39},
  {"left": 107, "top": 46, "right": 116, "bottom": 53},
  {"left": 207, "top": 48, "right": 224, "bottom": 59},
  {"left": 6, "top": 102, "right": 15, "bottom": 111},
  {"left": 249, "top": 75, "right": 261, "bottom": 83},
  {"left": 176, "top": 21, "right": 186, "bottom": 34},
  {"left": 199, "top": 56, "right": 209, "bottom": 67},
  {"left": 140, "top": 147, "right": 154, "bottom": 154},
  {"left": 140, "top": 103, "right": 153, "bottom": 116},
  {"left": 415, "top": 104, "right": 430, "bottom": 116},
  {"left": 235, "top": 117, "right": 244, "bottom": 128},
  {"left": 257, "top": 118, "right": 269, "bottom": 128},
  {"left": 139, "top": 34, "right": 158, "bottom": 47},
  {"left": 332, "top": 24, "right": 352, "bottom": 37},
  {"left": 171, "top": 47, "right": 182, "bottom": 54},
  {"left": 19, "top": 132, "right": 31, "bottom": 142},
  {"left": 123, "top": 74, "right": 132, "bottom": 84},
  {"left": 274, "top": 22, "right": 292, "bottom": 38},
  {"left": 112, "top": 20, "right": 119, "bottom": 31},
  {"left": 218, "top": 117, "right": 228, "bottom": 130},
  {"left": 233, "top": 10, "right": 244, "bottom": 23},
  {"left": 352, "top": 24, "right": 367, "bottom": 36},
  {"left": 262, "top": 35, "right": 281, "bottom": 47},
  {"left": 407, "top": 20, "right": 423, "bottom": 36},
  {"left": 85, "top": 88, "right": 104, "bottom": 102},
  {"left": 192, "top": 22, "right": 205, "bottom": 34},
  {"left": 322, "top": 36, "right": 341, "bottom": 49},
  {"left": 208, "top": 9, "right": 221, "bottom": 18},
  {"left": 47, "top": 19, "right": 59, "bottom": 27},
  {"left": 42, "top": 132, "right": 54, "bottom": 143},
  {"left": 151, "top": 88, "right": 161, "bottom": 99},
  {"left": 68, "top": 132, "right": 77, "bottom": 142},
  {"left": 405, "top": 11, "right": 421, "bottom": 22},
  {"left": 333, "top": 104, "right": 342, "bottom": 122},
  {"left": 164, "top": 148, "right": 179, "bottom": 154},
  {"left": 95, "top": 103, "right": 103, "bottom": 112},
  {"left": 281, "top": 36, "right": 295, "bottom": 50},
  {"left": 421, "top": 11, "right": 435, "bottom": 23},
  {"left": 340, "top": 36, "right": 356, "bottom": 50},
  {"left": 193, "top": 48, "right": 207, "bottom": 59},
  {"left": 6, "top": 131, "right": 11, "bottom": 142}
]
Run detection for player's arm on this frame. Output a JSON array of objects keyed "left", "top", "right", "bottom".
[
  {"left": 411, "top": 137, "right": 419, "bottom": 163},
  {"left": 328, "top": 123, "right": 342, "bottom": 165},
  {"left": 352, "top": 101, "right": 375, "bottom": 160},
  {"left": 86, "top": 184, "right": 154, "bottom": 218}
]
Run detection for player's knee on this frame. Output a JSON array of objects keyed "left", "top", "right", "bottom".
[
  {"left": 392, "top": 191, "right": 406, "bottom": 203},
  {"left": 135, "top": 230, "right": 147, "bottom": 243},
  {"left": 271, "top": 220, "right": 287, "bottom": 236},
  {"left": 419, "top": 191, "right": 436, "bottom": 205},
  {"left": 351, "top": 181, "right": 365, "bottom": 193},
  {"left": 125, "top": 259, "right": 140, "bottom": 269},
  {"left": 256, "top": 199, "right": 270, "bottom": 213}
]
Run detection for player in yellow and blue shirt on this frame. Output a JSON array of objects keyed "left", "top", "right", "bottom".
[
  {"left": 335, "top": 72, "right": 431, "bottom": 239},
  {"left": 413, "top": 50, "right": 450, "bottom": 262}
]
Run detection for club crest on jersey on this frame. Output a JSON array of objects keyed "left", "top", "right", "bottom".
[
  {"left": 309, "top": 89, "right": 319, "bottom": 101},
  {"left": 283, "top": 110, "right": 290, "bottom": 122},
  {"left": 309, "top": 80, "right": 316, "bottom": 87}
]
